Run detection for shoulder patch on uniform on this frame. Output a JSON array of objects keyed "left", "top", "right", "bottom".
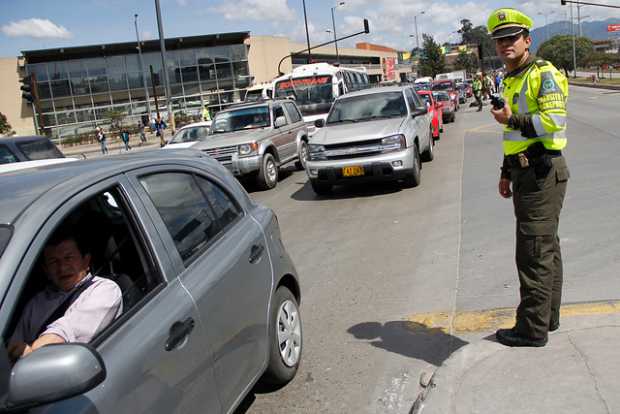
[{"left": 539, "top": 71, "right": 561, "bottom": 96}]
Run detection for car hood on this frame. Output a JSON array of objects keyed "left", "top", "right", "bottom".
[
  {"left": 192, "top": 128, "right": 273, "bottom": 149},
  {"left": 310, "top": 118, "right": 405, "bottom": 145}
]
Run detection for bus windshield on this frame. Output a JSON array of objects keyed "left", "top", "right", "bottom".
[{"left": 274, "top": 76, "right": 334, "bottom": 106}]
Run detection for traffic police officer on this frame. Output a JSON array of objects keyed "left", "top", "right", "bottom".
[{"left": 488, "top": 8, "right": 570, "bottom": 347}]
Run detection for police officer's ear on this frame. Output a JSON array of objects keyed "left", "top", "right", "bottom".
[{"left": 523, "top": 32, "right": 532, "bottom": 50}]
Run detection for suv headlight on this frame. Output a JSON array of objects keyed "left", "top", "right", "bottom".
[
  {"left": 380, "top": 134, "right": 406, "bottom": 153},
  {"left": 308, "top": 144, "right": 326, "bottom": 161},
  {"left": 238, "top": 142, "right": 258, "bottom": 157}
]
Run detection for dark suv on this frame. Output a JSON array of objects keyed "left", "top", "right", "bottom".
[{"left": 0, "top": 136, "right": 65, "bottom": 164}]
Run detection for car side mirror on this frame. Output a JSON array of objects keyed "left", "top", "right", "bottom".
[
  {"left": 274, "top": 116, "right": 287, "bottom": 128},
  {"left": 411, "top": 107, "right": 428, "bottom": 118},
  {"left": 4, "top": 344, "right": 105, "bottom": 411},
  {"left": 314, "top": 119, "right": 325, "bottom": 128}
]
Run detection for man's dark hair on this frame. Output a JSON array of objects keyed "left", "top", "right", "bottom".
[{"left": 45, "top": 229, "right": 90, "bottom": 256}]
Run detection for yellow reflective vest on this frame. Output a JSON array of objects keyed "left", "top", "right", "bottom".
[{"left": 501, "top": 58, "right": 568, "bottom": 155}]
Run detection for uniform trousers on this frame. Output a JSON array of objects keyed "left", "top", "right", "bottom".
[{"left": 510, "top": 155, "right": 569, "bottom": 340}]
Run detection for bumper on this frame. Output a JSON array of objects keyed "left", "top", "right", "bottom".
[
  {"left": 306, "top": 147, "right": 414, "bottom": 184},
  {"left": 221, "top": 154, "right": 261, "bottom": 176}
]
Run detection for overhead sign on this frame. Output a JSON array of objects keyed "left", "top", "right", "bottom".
[
  {"left": 608, "top": 24, "right": 620, "bottom": 32},
  {"left": 276, "top": 76, "right": 330, "bottom": 90}
]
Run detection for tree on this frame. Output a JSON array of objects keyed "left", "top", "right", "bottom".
[
  {"left": 418, "top": 34, "right": 446, "bottom": 78},
  {"left": 458, "top": 19, "right": 494, "bottom": 60},
  {"left": 454, "top": 50, "right": 479, "bottom": 75},
  {"left": 538, "top": 35, "right": 594, "bottom": 76},
  {"left": 0, "top": 112, "right": 13, "bottom": 136}
]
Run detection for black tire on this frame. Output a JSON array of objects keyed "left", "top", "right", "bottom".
[
  {"left": 256, "top": 153, "right": 278, "bottom": 190},
  {"left": 262, "top": 286, "right": 302, "bottom": 386},
  {"left": 421, "top": 129, "right": 434, "bottom": 162},
  {"left": 310, "top": 179, "right": 332, "bottom": 195},
  {"left": 403, "top": 143, "right": 421, "bottom": 188},
  {"left": 295, "top": 140, "right": 308, "bottom": 171}
]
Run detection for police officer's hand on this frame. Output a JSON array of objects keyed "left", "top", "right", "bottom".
[
  {"left": 499, "top": 178, "right": 512, "bottom": 199},
  {"left": 491, "top": 104, "right": 512, "bottom": 125}
]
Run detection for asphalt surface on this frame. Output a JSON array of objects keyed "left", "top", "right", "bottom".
[{"left": 235, "top": 86, "right": 620, "bottom": 414}]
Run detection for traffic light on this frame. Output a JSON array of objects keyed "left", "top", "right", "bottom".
[
  {"left": 20, "top": 75, "right": 34, "bottom": 104},
  {"left": 363, "top": 19, "right": 370, "bottom": 34},
  {"left": 561, "top": 0, "right": 567, "bottom": 5}
]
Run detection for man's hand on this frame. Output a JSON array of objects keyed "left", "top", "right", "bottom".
[
  {"left": 499, "top": 178, "right": 512, "bottom": 199},
  {"left": 7, "top": 341, "right": 28, "bottom": 361},
  {"left": 491, "top": 104, "right": 512, "bottom": 125},
  {"left": 30, "top": 334, "right": 65, "bottom": 353}
]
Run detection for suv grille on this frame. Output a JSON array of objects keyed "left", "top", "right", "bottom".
[
  {"left": 324, "top": 139, "right": 383, "bottom": 160},
  {"left": 204, "top": 146, "right": 237, "bottom": 164}
]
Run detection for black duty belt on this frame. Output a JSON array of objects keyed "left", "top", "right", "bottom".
[{"left": 507, "top": 144, "right": 562, "bottom": 168}]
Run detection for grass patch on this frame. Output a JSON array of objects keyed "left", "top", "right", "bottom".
[{"left": 572, "top": 77, "right": 620, "bottom": 86}]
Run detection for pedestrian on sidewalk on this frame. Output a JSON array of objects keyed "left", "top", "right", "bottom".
[
  {"left": 96, "top": 127, "right": 108, "bottom": 155},
  {"left": 488, "top": 7, "right": 569, "bottom": 347},
  {"left": 472, "top": 73, "right": 483, "bottom": 111},
  {"left": 120, "top": 128, "right": 132, "bottom": 151},
  {"left": 138, "top": 122, "right": 147, "bottom": 146}
]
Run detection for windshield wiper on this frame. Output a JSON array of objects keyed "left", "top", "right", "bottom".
[
  {"left": 362, "top": 114, "right": 403, "bottom": 121},
  {"left": 328, "top": 118, "right": 359, "bottom": 124}
]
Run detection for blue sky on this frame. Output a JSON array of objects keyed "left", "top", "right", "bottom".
[{"left": 2, "top": 0, "right": 619, "bottom": 57}]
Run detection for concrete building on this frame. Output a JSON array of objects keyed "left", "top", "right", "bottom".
[{"left": 1, "top": 32, "right": 411, "bottom": 139}]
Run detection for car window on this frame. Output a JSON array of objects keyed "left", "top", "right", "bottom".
[
  {"left": 211, "top": 106, "right": 270, "bottom": 134},
  {"left": 404, "top": 89, "right": 416, "bottom": 111},
  {"left": 0, "top": 144, "right": 19, "bottom": 164},
  {"left": 16, "top": 139, "right": 63, "bottom": 160},
  {"left": 4, "top": 186, "right": 160, "bottom": 362},
  {"left": 273, "top": 106, "right": 287, "bottom": 125},
  {"left": 195, "top": 176, "right": 243, "bottom": 231},
  {"left": 0, "top": 225, "right": 12, "bottom": 258},
  {"left": 411, "top": 91, "right": 425, "bottom": 108},
  {"left": 140, "top": 173, "right": 219, "bottom": 265},
  {"left": 283, "top": 102, "right": 303, "bottom": 123},
  {"left": 170, "top": 126, "right": 209, "bottom": 144}
]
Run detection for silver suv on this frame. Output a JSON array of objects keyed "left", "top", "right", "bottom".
[
  {"left": 193, "top": 100, "right": 309, "bottom": 190},
  {"left": 306, "top": 86, "right": 434, "bottom": 194}
]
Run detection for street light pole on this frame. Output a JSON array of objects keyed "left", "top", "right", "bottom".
[
  {"left": 134, "top": 14, "right": 152, "bottom": 119},
  {"left": 154, "top": 0, "right": 175, "bottom": 130},
  {"left": 331, "top": 2, "right": 345, "bottom": 63},
  {"left": 302, "top": 0, "right": 312, "bottom": 64},
  {"left": 414, "top": 12, "right": 425, "bottom": 51},
  {"left": 570, "top": 3, "right": 578, "bottom": 78}
]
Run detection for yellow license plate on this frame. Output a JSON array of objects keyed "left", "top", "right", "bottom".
[{"left": 342, "top": 166, "right": 365, "bottom": 177}]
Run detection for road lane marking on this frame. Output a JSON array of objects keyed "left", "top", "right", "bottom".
[{"left": 406, "top": 300, "right": 620, "bottom": 334}]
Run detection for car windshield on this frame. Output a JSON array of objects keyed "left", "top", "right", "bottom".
[
  {"left": 16, "top": 139, "right": 63, "bottom": 160},
  {"left": 326, "top": 92, "right": 407, "bottom": 124},
  {"left": 245, "top": 89, "right": 263, "bottom": 102},
  {"left": 169, "top": 126, "right": 211, "bottom": 144},
  {"left": 432, "top": 82, "right": 454, "bottom": 91},
  {"left": 433, "top": 92, "right": 450, "bottom": 102},
  {"left": 274, "top": 76, "right": 334, "bottom": 106},
  {"left": 211, "top": 106, "right": 270, "bottom": 134}
]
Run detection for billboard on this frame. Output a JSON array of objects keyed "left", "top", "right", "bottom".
[
  {"left": 608, "top": 24, "right": 620, "bottom": 32},
  {"left": 383, "top": 57, "right": 396, "bottom": 81}
]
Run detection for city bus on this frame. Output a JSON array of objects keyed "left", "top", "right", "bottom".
[{"left": 272, "top": 63, "right": 369, "bottom": 123}]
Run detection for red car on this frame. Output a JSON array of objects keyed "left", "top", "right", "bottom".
[
  {"left": 432, "top": 80, "right": 460, "bottom": 111},
  {"left": 416, "top": 90, "right": 443, "bottom": 140},
  {"left": 433, "top": 91, "right": 456, "bottom": 123}
]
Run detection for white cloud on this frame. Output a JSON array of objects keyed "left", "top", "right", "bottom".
[
  {"left": 216, "top": 0, "right": 295, "bottom": 22},
  {"left": 0, "top": 18, "right": 72, "bottom": 39},
  {"left": 177, "top": 0, "right": 188, "bottom": 5}
]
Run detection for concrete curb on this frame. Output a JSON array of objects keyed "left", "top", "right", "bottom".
[
  {"left": 568, "top": 81, "right": 620, "bottom": 91},
  {"left": 411, "top": 339, "right": 504, "bottom": 414}
]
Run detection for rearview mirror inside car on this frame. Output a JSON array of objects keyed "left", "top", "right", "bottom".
[
  {"left": 5, "top": 344, "right": 105, "bottom": 411},
  {"left": 314, "top": 119, "right": 325, "bottom": 128}
]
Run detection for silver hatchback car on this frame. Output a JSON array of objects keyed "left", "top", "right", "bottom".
[
  {"left": 306, "top": 86, "right": 434, "bottom": 194},
  {"left": 0, "top": 151, "right": 302, "bottom": 413}
]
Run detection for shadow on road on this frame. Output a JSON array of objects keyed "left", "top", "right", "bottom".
[
  {"left": 291, "top": 179, "right": 404, "bottom": 201},
  {"left": 232, "top": 381, "right": 290, "bottom": 414},
  {"left": 347, "top": 321, "right": 468, "bottom": 366},
  {"left": 243, "top": 165, "right": 299, "bottom": 194}
]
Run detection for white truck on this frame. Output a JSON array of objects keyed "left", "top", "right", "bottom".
[{"left": 435, "top": 70, "right": 467, "bottom": 83}]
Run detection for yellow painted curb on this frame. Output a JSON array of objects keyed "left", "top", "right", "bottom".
[{"left": 407, "top": 301, "right": 620, "bottom": 334}]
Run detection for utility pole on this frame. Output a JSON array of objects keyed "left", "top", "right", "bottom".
[
  {"left": 154, "top": 0, "right": 175, "bottom": 130},
  {"left": 331, "top": 2, "right": 345, "bottom": 63},
  {"left": 571, "top": 3, "right": 578, "bottom": 78},
  {"left": 302, "top": 0, "right": 312, "bottom": 64},
  {"left": 134, "top": 14, "right": 152, "bottom": 120}
]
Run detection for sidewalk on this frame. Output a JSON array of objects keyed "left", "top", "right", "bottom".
[
  {"left": 59, "top": 132, "right": 163, "bottom": 158},
  {"left": 413, "top": 306, "right": 620, "bottom": 414}
]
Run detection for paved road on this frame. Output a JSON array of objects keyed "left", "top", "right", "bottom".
[{"left": 236, "top": 86, "right": 620, "bottom": 414}]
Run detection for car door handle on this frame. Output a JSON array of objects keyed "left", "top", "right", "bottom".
[
  {"left": 249, "top": 244, "right": 265, "bottom": 264},
  {"left": 165, "top": 317, "right": 195, "bottom": 352}
]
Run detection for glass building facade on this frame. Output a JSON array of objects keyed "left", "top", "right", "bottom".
[{"left": 22, "top": 33, "right": 251, "bottom": 138}]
